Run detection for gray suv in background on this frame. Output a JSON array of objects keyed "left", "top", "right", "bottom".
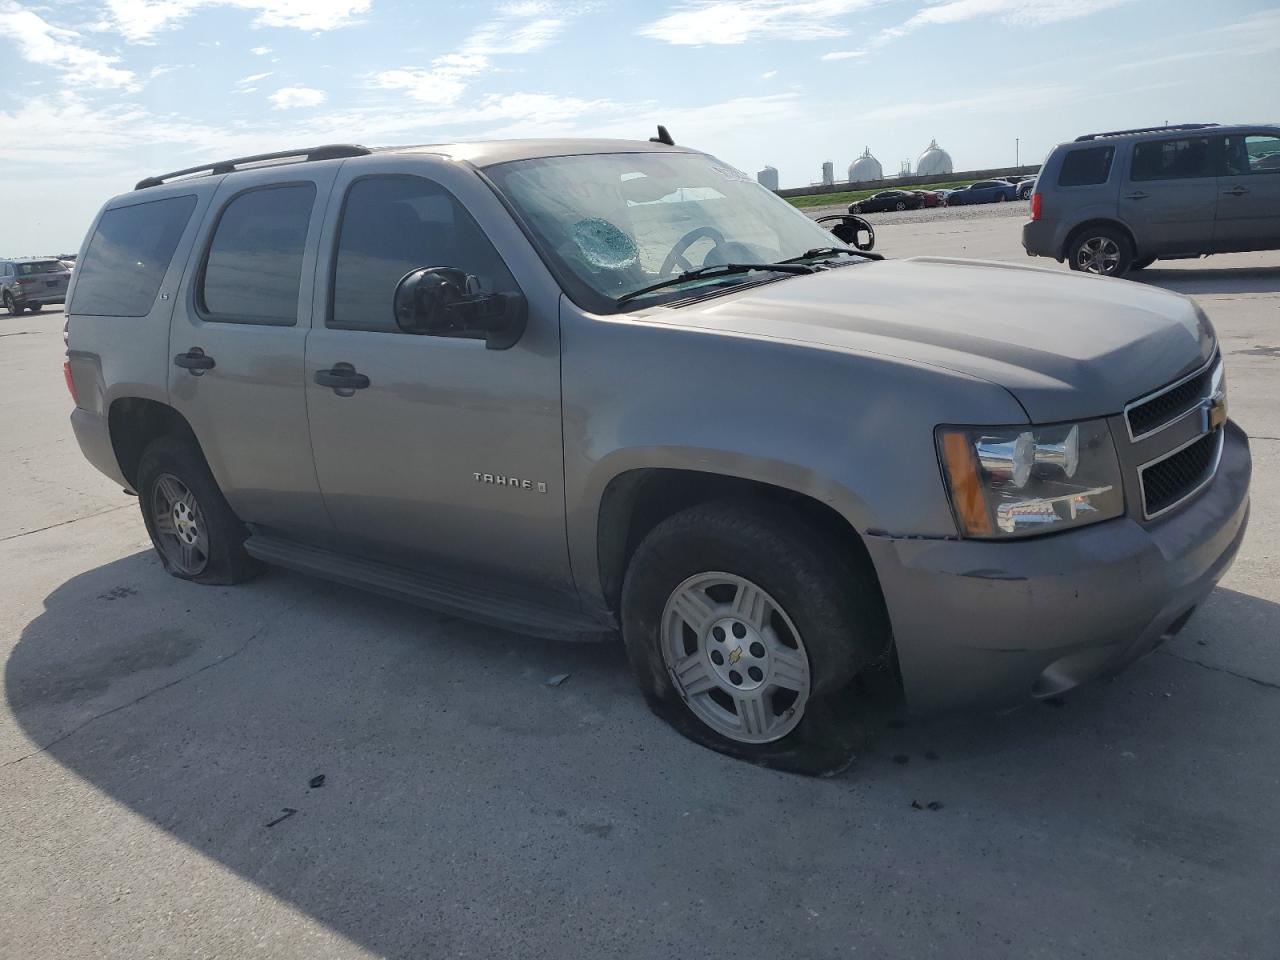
[
  {"left": 1024, "top": 123, "right": 1280, "bottom": 275},
  {"left": 65, "top": 138, "right": 1250, "bottom": 771},
  {"left": 2, "top": 257, "right": 71, "bottom": 314}
]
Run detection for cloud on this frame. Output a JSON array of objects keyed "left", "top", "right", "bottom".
[
  {"left": 0, "top": 3, "right": 140, "bottom": 90},
  {"left": 761, "top": 69, "right": 778, "bottom": 78},
  {"left": 103, "top": 0, "right": 371, "bottom": 43},
  {"left": 370, "top": 54, "right": 489, "bottom": 106},
  {"left": 250, "top": 45, "right": 272, "bottom": 55},
  {"left": 638, "top": 0, "right": 878, "bottom": 45},
  {"left": 269, "top": 86, "right": 326, "bottom": 109},
  {"left": 876, "top": 0, "right": 1132, "bottom": 44},
  {"left": 820, "top": 49, "right": 864, "bottom": 60},
  {"left": 371, "top": 3, "right": 578, "bottom": 106}
]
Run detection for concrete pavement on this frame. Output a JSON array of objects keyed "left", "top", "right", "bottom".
[{"left": 2, "top": 218, "right": 1278, "bottom": 959}]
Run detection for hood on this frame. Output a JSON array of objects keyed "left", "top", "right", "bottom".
[{"left": 656, "top": 257, "right": 1214, "bottom": 423}]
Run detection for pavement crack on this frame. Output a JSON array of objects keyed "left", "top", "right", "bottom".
[
  {"left": 1159, "top": 650, "right": 1280, "bottom": 692},
  {"left": 3, "top": 592, "right": 312, "bottom": 768},
  {"left": 1248, "top": 435, "right": 1280, "bottom": 442},
  {"left": 0, "top": 504, "right": 134, "bottom": 543}
]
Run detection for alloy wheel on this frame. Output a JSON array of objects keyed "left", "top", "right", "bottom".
[
  {"left": 660, "top": 572, "right": 811, "bottom": 744},
  {"left": 151, "top": 473, "right": 210, "bottom": 576},
  {"left": 1076, "top": 236, "right": 1121, "bottom": 275}
]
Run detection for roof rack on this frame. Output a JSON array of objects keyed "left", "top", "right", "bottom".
[
  {"left": 1074, "top": 123, "right": 1218, "bottom": 142},
  {"left": 135, "top": 143, "right": 373, "bottom": 190}
]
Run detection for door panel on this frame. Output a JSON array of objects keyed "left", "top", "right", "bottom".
[
  {"left": 304, "top": 166, "right": 573, "bottom": 600},
  {"left": 1216, "top": 133, "right": 1280, "bottom": 251},
  {"left": 168, "top": 168, "right": 338, "bottom": 541},
  {"left": 1120, "top": 135, "right": 1219, "bottom": 255}
]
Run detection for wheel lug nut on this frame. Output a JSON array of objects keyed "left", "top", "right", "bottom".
[
  {"left": 728, "top": 670, "right": 743, "bottom": 686},
  {"left": 731, "top": 623, "right": 747, "bottom": 639},
  {"left": 711, "top": 650, "right": 724, "bottom": 666},
  {"left": 748, "top": 666, "right": 763, "bottom": 683},
  {"left": 712, "top": 626, "right": 725, "bottom": 642},
  {"left": 749, "top": 641, "right": 765, "bottom": 658}
]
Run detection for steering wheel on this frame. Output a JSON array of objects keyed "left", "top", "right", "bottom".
[{"left": 659, "top": 226, "right": 727, "bottom": 276}]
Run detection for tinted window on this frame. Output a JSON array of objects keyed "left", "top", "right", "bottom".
[
  {"left": 17, "top": 261, "right": 62, "bottom": 275},
  {"left": 330, "top": 176, "right": 516, "bottom": 334},
  {"left": 70, "top": 195, "right": 196, "bottom": 317},
  {"left": 1057, "top": 146, "right": 1115, "bottom": 186},
  {"left": 200, "top": 184, "right": 315, "bottom": 325},
  {"left": 1131, "top": 137, "right": 1214, "bottom": 181},
  {"left": 1225, "top": 134, "right": 1280, "bottom": 175}
]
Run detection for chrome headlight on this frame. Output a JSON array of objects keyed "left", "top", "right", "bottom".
[{"left": 937, "top": 419, "right": 1124, "bottom": 538}]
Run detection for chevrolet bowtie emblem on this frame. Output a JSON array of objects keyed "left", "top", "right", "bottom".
[
  {"left": 728, "top": 646, "right": 743, "bottom": 665},
  {"left": 1206, "top": 392, "right": 1228, "bottom": 431}
]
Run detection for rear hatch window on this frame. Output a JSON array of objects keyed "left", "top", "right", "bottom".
[{"left": 16, "top": 261, "right": 63, "bottom": 275}]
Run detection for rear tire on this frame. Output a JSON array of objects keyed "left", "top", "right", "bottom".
[
  {"left": 27, "top": 303, "right": 42, "bottom": 313},
  {"left": 1068, "top": 225, "right": 1133, "bottom": 276},
  {"left": 136, "top": 435, "right": 263, "bottom": 585},
  {"left": 3, "top": 292, "right": 20, "bottom": 316},
  {"left": 621, "top": 501, "right": 889, "bottom": 774},
  {"left": 894, "top": 201, "right": 907, "bottom": 211}
]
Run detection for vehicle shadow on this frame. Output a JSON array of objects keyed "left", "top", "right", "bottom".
[
  {"left": 7, "top": 554, "right": 1280, "bottom": 957},
  {"left": 1131, "top": 264, "right": 1280, "bottom": 295}
]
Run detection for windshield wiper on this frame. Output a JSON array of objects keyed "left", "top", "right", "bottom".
[
  {"left": 616, "top": 261, "right": 816, "bottom": 306},
  {"left": 776, "top": 246, "right": 882, "bottom": 265}
]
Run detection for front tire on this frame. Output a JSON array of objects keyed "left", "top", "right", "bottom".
[
  {"left": 1068, "top": 225, "right": 1133, "bottom": 276},
  {"left": 621, "top": 502, "right": 889, "bottom": 773},
  {"left": 27, "top": 303, "right": 42, "bottom": 313},
  {"left": 894, "top": 201, "right": 907, "bottom": 211},
  {"left": 3, "top": 292, "right": 20, "bottom": 316},
  {"left": 136, "top": 435, "right": 262, "bottom": 585}
]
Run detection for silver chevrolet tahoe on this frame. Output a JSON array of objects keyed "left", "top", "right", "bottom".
[{"left": 65, "top": 138, "right": 1251, "bottom": 771}]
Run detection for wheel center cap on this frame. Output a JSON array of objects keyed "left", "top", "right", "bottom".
[{"left": 707, "top": 617, "right": 768, "bottom": 690}]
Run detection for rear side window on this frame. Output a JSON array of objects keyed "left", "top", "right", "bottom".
[
  {"left": 70, "top": 195, "right": 197, "bottom": 317},
  {"left": 329, "top": 176, "right": 516, "bottom": 334},
  {"left": 1057, "top": 146, "right": 1115, "bottom": 187},
  {"left": 199, "top": 184, "right": 315, "bottom": 325},
  {"left": 1131, "top": 137, "right": 1214, "bottom": 181}
]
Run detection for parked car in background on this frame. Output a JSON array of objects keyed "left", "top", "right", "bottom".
[
  {"left": 1023, "top": 122, "right": 1280, "bottom": 276},
  {"left": 914, "top": 189, "right": 946, "bottom": 208},
  {"left": 849, "top": 189, "right": 924, "bottom": 213},
  {"left": 944, "top": 180, "right": 1018, "bottom": 205},
  {"left": 1, "top": 257, "right": 71, "bottom": 314},
  {"left": 1015, "top": 177, "right": 1037, "bottom": 200}
]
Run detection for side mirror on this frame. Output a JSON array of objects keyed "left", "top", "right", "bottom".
[
  {"left": 393, "top": 267, "right": 527, "bottom": 350},
  {"left": 814, "top": 214, "right": 876, "bottom": 251}
]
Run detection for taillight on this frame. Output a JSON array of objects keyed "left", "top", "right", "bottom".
[
  {"left": 1030, "top": 193, "right": 1043, "bottom": 221},
  {"left": 63, "top": 358, "right": 78, "bottom": 404}
]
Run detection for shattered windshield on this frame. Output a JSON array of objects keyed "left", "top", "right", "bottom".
[{"left": 486, "top": 151, "right": 850, "bottom": 310}]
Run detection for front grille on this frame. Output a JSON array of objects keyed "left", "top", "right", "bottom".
[
  {"left": 1140, "top": 429, "right": 1221, "bottom": 518},
  {"left": 1126, "top": 363, "right": 1214, "bottom": 438}
]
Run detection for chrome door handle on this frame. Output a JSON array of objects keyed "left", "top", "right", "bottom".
[
  {"left": 1222, "top": 187, "right": 1250, "bottom": 197},
  {"left": 1124, "top": 191, "right": 1148, "bottom": 200}
]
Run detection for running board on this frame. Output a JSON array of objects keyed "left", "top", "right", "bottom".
[{"left": 244, "top": 532, "right": 616, "bottom": 641}]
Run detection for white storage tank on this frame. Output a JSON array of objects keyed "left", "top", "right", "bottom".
[
  {"left": 847, "top": 147, "right": 883, "bottom": 183},
  {"left": 756, "top": 165, "right": 779, "bottom": 191},
  {"left": 916, "top": 139, "right": 954, "bottom": 176}
]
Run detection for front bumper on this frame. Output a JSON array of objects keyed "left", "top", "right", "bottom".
[{"left": 865, "top": 421, "right": 1251, "bottom": 713}]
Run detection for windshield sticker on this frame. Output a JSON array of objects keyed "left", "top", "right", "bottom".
[{"left": 572, "top": 218, "right": 639, "bottom": 270}]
